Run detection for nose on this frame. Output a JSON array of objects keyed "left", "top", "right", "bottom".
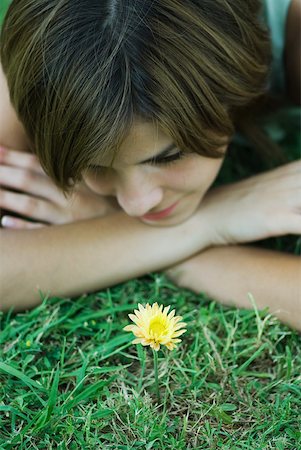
[{"left": 116, "top": 171, "right": 163, "bottom": 217}]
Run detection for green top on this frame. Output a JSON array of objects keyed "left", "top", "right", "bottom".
[
  {"left": 262, "top": 0, "right": 292, "bottom": 97},
  {"left": 233, "top": 0, "right": 299, "bottom": 147}
]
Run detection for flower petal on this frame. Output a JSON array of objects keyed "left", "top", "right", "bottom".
[
  {"left": 172, "top": 329, "right": 187, "bottom": 337},
  {"left": 125, "top": 325, "right": 143, "bottom": 336},
  {"left": 163, "top": 305, "right": 171, "bottom": 316},
  {"left": 123, "top": 325, "right": 135, "bottom": 332},
  {"left": 138, "top": 303, "right": 146, "bottom": 313},
  {"left": 173, "top": 322, "right": 187, "bottom": 331},
  {"left": 173, "top": 315, "right": 183, "bottom": 323},
  {"left": 168, "top": 309, "right": 176, "bottom": 320},
  {"left": 131, "top": 330, "right": 145, "bottom": 338},
  {"left": 133, "top": 309, "right": 143, "bottom": 319},
  {"left": 128, "top": 313, "right": 140, "bottom": 323},
  {"left": 126, "top": 304, "right": 185, "bottom": 351},
  {"left": 150, "top": 341, "right": 160, "bottom": 351},
  {"left": 165, "top": 342, "right": 175, "bottom": 350}
]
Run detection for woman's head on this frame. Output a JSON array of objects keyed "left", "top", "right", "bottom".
[
  {"left": 83, "top": 119, "right": 227, "bottom": 224},
  {"left": 0, "top": 0, "right": 272, "bottom": 223}
]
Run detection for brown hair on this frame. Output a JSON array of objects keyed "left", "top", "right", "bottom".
[{"left": 0, "top": 0, "right": 280, "bottom": 193}]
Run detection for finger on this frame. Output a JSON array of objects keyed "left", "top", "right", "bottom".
[
  {"left": 0, "top": 165, "right": 63, "bottom": 204},
  {"left": 0, "top": 189, "right": 55, "bottom": 223},
  {"left": 1, "top": 215, "right": 46, "bottom": 229},
  {"left": 0, "top": 145, "right": 45, "bottom": 175}
]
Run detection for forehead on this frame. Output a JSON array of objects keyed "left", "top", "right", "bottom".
[{"left": 98, "top": 121, "right": 172, "bottom": 167}]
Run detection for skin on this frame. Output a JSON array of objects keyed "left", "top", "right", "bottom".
[
  {"left": 82, "top": 121, "right": 227, "bottom": 227},
  {"left": 0, "top": 0, "right": 300, "bottom": 329},
  {"left": 0, "top": 0, "right": 299, "bottom": 229},
  {"left": 0, "top": 124, "right": 227, "bottom": 228}
]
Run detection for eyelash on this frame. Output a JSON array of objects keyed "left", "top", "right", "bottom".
[
  {"left": 88, "top": 165, "right": 104, "bottom": 171},
  {"left": 149, "top": 151, "right": 185, "bottom": 166},
  {"left": 88, "top": 151, "right": 185, "bottom": 171}
]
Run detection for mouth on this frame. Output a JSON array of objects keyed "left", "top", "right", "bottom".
[{"left": 141, "top": 201, "right": 180, "bottom": 221}]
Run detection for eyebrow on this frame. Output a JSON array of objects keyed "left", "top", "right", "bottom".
[{"left": 138, "top": 143, "right": 177, "bottom": 165}]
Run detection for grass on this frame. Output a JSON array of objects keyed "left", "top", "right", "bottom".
[
  {"left": 0, "top": 2, "right": 301, "bottom": 448},
  {"left": 1, "top": 281, "right": 301, "bottom": 449}
]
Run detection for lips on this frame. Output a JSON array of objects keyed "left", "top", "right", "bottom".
[{"left": 141, "top": 201, "right": 179, "bottom": 221}]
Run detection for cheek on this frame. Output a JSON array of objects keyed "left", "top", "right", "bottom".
[{"left": 161, "top": 158, "right": 223, "bottom": 193}]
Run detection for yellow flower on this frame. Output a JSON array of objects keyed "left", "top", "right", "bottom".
[{"left": 123, "top": 302, "right": 187, "bottom": 351}]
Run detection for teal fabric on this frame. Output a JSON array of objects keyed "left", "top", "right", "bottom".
[
  {"left": 262, "top": 0, "right": 301, "bottom": 145},
  {"left": 233, "top": 0, "right": 300, "bottom": 148},
  {"left": 262, "top": 0, "right": 292, "bottom": 97}
]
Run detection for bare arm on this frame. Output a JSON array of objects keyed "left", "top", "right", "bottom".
[
  {"left": 0, "top": 210, "right": 210, "bottom": 311},
  {"left": 1, "top": 158, "right": 301, "bottom": 315},
  {"left": 1, "top": 43, "right": 301, "bottom": 318},
  {"left": 166, "top": 246, "right": 301, "bottom": 331}
]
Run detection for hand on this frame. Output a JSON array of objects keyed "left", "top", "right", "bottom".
[
  {"left": 0, "top": 145, "right": 120, "bottom": 229},
  {"left": 199, "top": 160, "right": 301, "bottom": 246}
]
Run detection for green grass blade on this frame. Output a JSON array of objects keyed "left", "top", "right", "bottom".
[
  {"left": 63, "top": 375, "right": 116, "bottom": 412},
  {"left": 0, "top": 361, "right": 46, "bottom": 392},
  {"left": 234, "top": 343, "right": 269, "bottom": 375}
]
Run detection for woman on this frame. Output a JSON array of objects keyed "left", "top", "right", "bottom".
[{"left": 0, "top": 0, "right": 300, "bottom": 329}]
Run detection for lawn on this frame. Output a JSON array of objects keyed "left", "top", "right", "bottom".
[
  {"left": 1, "top": 278, "right": 301, "bottom": 449},
  {"left": 0, "top": 3, "right": 301, "bottom": 449}
]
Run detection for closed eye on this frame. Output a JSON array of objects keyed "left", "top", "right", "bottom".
[
  {"left": 148, "top": 151, "right": 185, "bottom": 166},
  {"left": 87, "top": 150, "right": 186, "bottom": 171},
  {"left": 87, "top": 165, "right": 104, "bottom": 172}
]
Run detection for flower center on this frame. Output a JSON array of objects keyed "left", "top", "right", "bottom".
[{"left": 149, "top": 318, "right": 166, "bottom": 338}]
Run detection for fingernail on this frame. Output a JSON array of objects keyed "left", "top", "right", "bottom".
[{"left": 1, "top": 216, "right": 15, "bottom": 227}]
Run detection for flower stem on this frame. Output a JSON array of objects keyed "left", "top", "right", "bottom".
[{"left": 152, "top": 348, "right": 160, "bottom": 403}]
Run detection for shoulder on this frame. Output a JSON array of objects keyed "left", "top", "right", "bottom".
[
  {"left": 0, "top": 59, "right": 31, "bottom": 152},
  {"left": 284, "top": 0, "right": 301, "bottom": 105}
]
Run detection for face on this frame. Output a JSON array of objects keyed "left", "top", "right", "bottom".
[{"left": 82, "top": 121, "right": 227, "bottom": 227}]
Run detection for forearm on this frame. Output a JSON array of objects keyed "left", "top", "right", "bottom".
[
  {"left": 0, "top": 210, "right": 209, "bottom": 311},
  {"left": 166, "top": 246, "right": 301, "bottom": 331}
]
